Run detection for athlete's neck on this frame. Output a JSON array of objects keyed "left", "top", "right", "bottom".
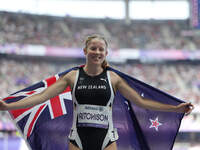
[{"left": 83, "top": 64, "right": 103, "bottom": 76}]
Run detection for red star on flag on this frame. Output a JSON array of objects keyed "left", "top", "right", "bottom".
[{"left": 149, "top": 117, "right": 162, "bottom": 131}]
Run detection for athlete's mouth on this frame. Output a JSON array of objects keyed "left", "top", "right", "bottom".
[{"left": 92, "top": 56, "right": 102, "bottom": 60}]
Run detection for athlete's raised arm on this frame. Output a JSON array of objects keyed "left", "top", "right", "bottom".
[
  {"left": 110, "top": 71, "right": 194, "bottom": 115},
  {"left": 0, "top": 70, "right": 75, "bottom": 111}
]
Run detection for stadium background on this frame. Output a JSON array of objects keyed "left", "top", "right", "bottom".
[{"left": 0, "top": 0, "right": 200, "bottom": 149}]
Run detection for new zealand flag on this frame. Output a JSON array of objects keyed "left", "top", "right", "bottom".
[{"left": 2, "top": 66, "right": 184, "bottom": 150}]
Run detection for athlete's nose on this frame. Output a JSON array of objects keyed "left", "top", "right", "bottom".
[{"left": 94, "top": 49, "right": 101, "bottom": 54}]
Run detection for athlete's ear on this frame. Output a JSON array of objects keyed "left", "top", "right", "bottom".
[
  {"left": 105, "top": 50, "right": 108, "bottom": 56},
  {"left": 83, "top": 48, "right": 87, "bottom": 55}
]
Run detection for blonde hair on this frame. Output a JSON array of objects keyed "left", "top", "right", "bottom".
[{"left": 84, "top": 34, "right": 109, "bottom": 69}]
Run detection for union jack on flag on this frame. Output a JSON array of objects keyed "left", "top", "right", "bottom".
[
  {"left": 3, "top": 75, "right": 71, "bottom": 139},
  {"left": 2, "top": 67, "right": 77, "bottom": 150}
]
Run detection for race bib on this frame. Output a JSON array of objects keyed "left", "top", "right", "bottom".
[{"left": 77, "top": 105, "right": 109, "bottom": 127}]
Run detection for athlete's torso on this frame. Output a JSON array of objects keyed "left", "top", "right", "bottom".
[
  {"left": 69, "top": 67, "right": 119, "bottom": 150},
  {"left": 74, "top": 67, "right": 112, "bottom": 106}
]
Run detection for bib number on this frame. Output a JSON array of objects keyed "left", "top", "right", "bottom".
[{"left": 77, "top": 105, "right": 109, "bottom": 126}]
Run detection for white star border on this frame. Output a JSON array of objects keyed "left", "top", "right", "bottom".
[{"left": 149, "top": 117, "right": 162, "bottom": 131}]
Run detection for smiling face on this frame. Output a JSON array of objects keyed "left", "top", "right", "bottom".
[{"left": 84, "top": 37, "right": 108, "bottom": 66}]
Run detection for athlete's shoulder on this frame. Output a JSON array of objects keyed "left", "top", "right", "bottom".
[
  {"left": 62, "top": 68, "right": 79, "bottom": 87},
  {"left": 61, "top": 66, "right": 80, "bottom": 79},
  {"left": 69, "top": 69, "right": 78, "bottom": 75},
  {"left": 64, "top": 69, "right": 78, "bottom": 79},
  {"left": 107, "top": 67, "right": 120, "bottom": 78},
  {"left": 107, "top": 68, "right": 122, "bottom": 86}
]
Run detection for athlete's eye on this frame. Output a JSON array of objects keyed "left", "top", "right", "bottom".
[
  {"left": 90, "top": 47, "right": 96, "bottom": 51},
  {"left": 99, "top": 48, "right": 105, "bottom": 51}
]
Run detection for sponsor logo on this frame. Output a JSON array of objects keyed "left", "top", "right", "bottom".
[
  {"left": 85, "top": 106, "right": 104, "bottom": 112},
  {"left": 100, "top": 78, "right": 107, "bottom": 83}
]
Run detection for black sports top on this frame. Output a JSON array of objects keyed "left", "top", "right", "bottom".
[{"left": 74, "top": 67, "right": 112, "bottom": 106}]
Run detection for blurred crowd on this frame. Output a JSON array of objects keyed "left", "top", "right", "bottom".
[{"left": 0, "top": 11, "right": 200, "bottom": 50}]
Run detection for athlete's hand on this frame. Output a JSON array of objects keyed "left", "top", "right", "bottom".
[
  {"left": 0, "top": 100, "right": 9, "bottom": 111},
  {"left": 176, "top": 102, "right": 194, "bottom": 115}
]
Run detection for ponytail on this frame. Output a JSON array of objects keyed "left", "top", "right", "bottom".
[{"left": 101, "top": 60, "right": 109, "bottom": 69}]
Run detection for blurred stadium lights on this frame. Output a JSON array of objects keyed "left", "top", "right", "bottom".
[
  {"left": 130, "top": 0, "right": 189, "bottom": 20},
  {"left": 0, "top": 0, "right": 189, "bottom": 20}
]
